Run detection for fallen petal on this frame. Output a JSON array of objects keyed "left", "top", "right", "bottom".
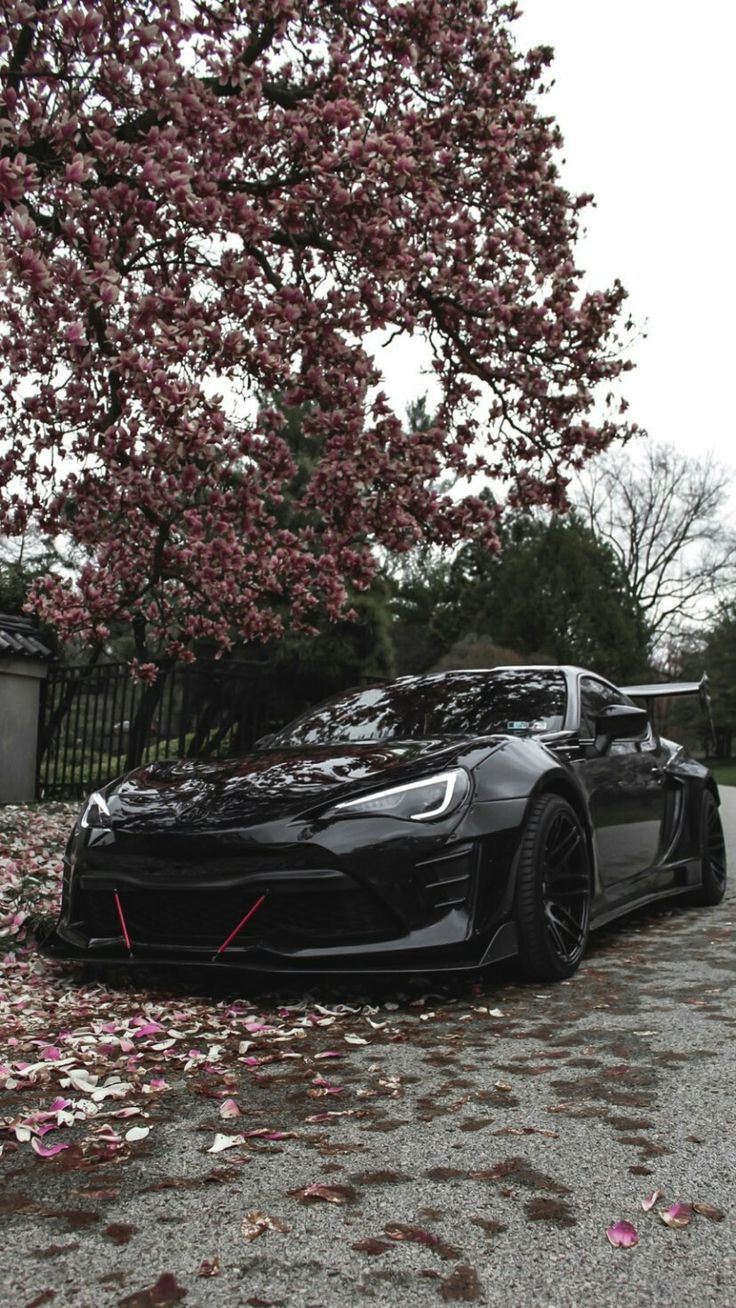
[
  {"left": 31, "top": 1139, "right": 69, "bottom": 1158},
  {"left": 384, "top": 1222, "right": 440, "bottom": 1246},
  {"left": 352, "top": 1238, "right": 393, "bottom": 1255},
  {"left": 288, "top": 1183, "right": 356, "bottom": 1205},
  {"left": 118, "top": 1272, "right": 186, "bottom": 1306},
  {"left": 641, "top": 1190, "right": 663, "bottom": 1212},
  {"left": 91, "top": 1081, "right": 133, "bottom": 1102},
  {"left": 658, "top": 1203, "right": 693, "bottom": 1229},
  {"left": 66, "top": 1068, "right": 99, "bottom": 1093},
  {"left": 606, "top": 1220, "right": 639, "bottom": 1248},
  {"left": 125, "top": 1126, "right": 151, "bottom": 1143},
  {"left": 207, "top": 1133, "right": 245, "bottom": 1154},
  {"left": 95, "top": 1126, "right": 123, "bottom": 1144},
  {"left": 304, "top": 1110, "right": 354, "bottom": 1123},
  {"left": 198, "top": 1256, "right": 220, "bottom": 1277},
  {"left": 219, "top": 1098, "right": 241, "bottom": 1119},
  {"left": 693, "top": 1202, "right": 725, "bottom": 1222},
  {"left": 493, "top": 1126, "right": 559, "bottom": 1139},
  {"left": 241, "top": 1211, "right": 290, "bottom": 1241},
  {"left": 243, "top": 1128, "right": 296, "bottom": 1141},
  {"left": 133, "top": 1022, "right": 163, "bottom": 1037},
  {"left": 307, "top": 1076, "right": 344, "bottom": 1098}
]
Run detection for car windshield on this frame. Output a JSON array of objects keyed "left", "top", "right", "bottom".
[{"left": 271, "top": 669, "right": 567, "bottom": 745}]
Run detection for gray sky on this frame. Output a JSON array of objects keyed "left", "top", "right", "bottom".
[
  {"left": 516, "top": 0, "right": 736, "bottom": 471},
  {"left": 382, "top": 1, "right": 735, "bottom": 481}
]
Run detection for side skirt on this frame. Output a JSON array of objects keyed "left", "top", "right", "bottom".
[{"left": 590, "top": 860, "right": 701, "bottom": 931}]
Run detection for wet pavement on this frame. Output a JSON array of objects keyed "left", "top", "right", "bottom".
[{"left": 1, "top": 791, "right": 735, "bottom": 1307}]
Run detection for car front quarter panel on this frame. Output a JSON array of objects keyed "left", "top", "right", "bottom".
[{"left": 470, "top": 736, "right": 579, "bottom": 803}]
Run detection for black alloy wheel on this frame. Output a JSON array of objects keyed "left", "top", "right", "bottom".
[
  {"left": 688, "top": 789, "right": 727, "bottom": 906},
  {"left": 515, "top": 793, "right": 592, "bottom": 982}
]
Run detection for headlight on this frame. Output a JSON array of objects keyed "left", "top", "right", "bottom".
[
  {"left": 332, "top": 769, "right": 469, "bottom": 822},
  {"left": 80, "top": 790, "right": 113, "bottom": 830}
]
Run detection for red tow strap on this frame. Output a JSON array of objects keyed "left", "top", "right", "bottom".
[
  {"left": 113, "top": 888, "right": 267, "bottom": 961},
  {"left": 114, "top": 889, "right": 133, "bottom": 955},
  {"left": 214, "top": 894, "right": 267, "bottom": 959}
]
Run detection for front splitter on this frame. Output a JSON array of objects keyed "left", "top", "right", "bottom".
[{"left": 32, "top": 915, "right": 519, "bottom": 976}]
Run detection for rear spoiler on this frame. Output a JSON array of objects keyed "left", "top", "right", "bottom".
[
  {"left": 621, "top": 675, "right": 710, "bottom": 704},
  {"left": 621, "top": 674, "right": 715, "bottom": 746}
]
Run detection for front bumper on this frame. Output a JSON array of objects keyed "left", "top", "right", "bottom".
[{"left": 34, "top": 801, "right": 525, "bottom": 975}]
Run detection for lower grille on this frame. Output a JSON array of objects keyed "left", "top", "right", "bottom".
[
  {"left": 75, "top": 881, "right": 400, "bottom": 948},
  {"left": 83, "top": 841, "right": 327, "bottom": 881}
]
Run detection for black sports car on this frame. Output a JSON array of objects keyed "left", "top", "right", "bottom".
[{"left": 35, "top": 666, "right": 727, "bottom": 982}]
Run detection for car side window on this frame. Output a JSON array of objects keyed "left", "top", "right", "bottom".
[{"left": 579, "top": 677, "right": 637, "bottom": 740}]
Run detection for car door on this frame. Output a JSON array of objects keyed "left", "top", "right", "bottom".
[{"left": 573, "top": 675, "right": 667, "bottom": 889}]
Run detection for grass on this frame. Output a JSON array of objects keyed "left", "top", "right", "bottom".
[{"left": 705, "top": 763, "right": 736, "bottom": 788}]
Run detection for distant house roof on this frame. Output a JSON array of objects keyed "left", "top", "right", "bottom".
[{"left": 0, "top": 613, "right": 52, "bottom": 660}]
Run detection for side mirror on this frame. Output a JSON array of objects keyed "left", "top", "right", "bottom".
[
  {"left": 254, "top": 732, "right": 276, "bottom": 749},
  {"left": 593, "top": 704, "right": 649, "bottom": 754}
]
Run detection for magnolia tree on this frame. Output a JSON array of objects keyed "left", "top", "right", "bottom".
[{"left": 0, "top": 0, "right": 635, "bottom": 671}]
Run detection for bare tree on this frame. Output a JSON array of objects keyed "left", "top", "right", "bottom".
[{"left": 574, "top": 442, "right": 736, "bottom": 649}]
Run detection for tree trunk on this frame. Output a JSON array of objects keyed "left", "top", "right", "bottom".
[{"left": 125, "top": 665, "right": 171, "bottom": 771}]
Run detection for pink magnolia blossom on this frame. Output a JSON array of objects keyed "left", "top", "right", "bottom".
[{"left": 0, "top": 2, "right": 636, "bottom": 662}]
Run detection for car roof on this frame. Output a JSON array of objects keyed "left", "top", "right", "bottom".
[{"left": 392, "top": 665, "right": 594, "bottom": 683}]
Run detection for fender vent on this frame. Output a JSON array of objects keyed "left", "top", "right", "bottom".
[{"left": 416, "top": 844, "right": 475, "bottom": 911}]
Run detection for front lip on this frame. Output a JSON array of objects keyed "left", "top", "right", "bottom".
[{"left": 33, "top": 913, "right": 520, "bottom": 975}]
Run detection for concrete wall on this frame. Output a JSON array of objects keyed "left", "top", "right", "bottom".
[{"left": 0, "top": 659, "right": 48, "bottom": 803}]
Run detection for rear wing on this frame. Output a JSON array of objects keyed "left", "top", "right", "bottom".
[
  {"left": 621, "top": 675, "right": 710, "bottom": 705},
  {"left": 621, "top": 674, "right": 715, "bottom": 746}
]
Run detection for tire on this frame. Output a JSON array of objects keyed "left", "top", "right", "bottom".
[
  {"left": 688, "top": 790, "right": 727, "bottom": 906},
  {"left": 515, "top": 793, "right": 592, "bottom": 982}
]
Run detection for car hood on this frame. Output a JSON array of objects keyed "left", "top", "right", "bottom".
[{"left": 105, "top": 738, "right": 487, "bottom": 830}]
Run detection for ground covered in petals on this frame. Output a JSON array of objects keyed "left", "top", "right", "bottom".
[{"left": 1, "top": 801, "right": 735, "bottom": 1308}]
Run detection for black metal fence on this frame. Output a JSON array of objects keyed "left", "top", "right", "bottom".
[{"left": 36, "top": 660, "right": 312, "bottom": 801}]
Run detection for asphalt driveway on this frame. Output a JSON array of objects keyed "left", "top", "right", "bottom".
[{"left": 1, "top": 791, "right": 735, "bottom": 1308}]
